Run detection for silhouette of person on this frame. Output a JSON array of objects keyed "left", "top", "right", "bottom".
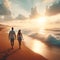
[
  {"left": 9, "top": 27, "right": 16, "bottom": 49},
  {"left": 17, "top": 30, "right": 23, "bottom": 49}
]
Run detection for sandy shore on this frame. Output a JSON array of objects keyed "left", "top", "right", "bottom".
[{"left": 0, "top": 25, "right": 47, "bottom": 60}]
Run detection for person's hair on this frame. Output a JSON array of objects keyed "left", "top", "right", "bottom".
[
  {"left": 18, "top": 30, "right": 21, "bottom": 35},
  {"left": 12, "top": 27, "right": 14, "bottom": 30}
]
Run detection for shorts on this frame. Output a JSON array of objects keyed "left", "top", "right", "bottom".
[
  {"left": 10, "top": 38, "right": 14, "bottom": 42},
  {"left": 18, "top": 37, "right": 22, "bottom": 41}
]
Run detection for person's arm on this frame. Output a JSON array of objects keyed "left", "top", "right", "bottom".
[
  {"left": 15, "top": 33, "right": 16, "bottom": 39},
  {"left": 14, "top": 32, "right": 16, "bottom": 39},
  {"left": 21, "top": 33, "right": 24, "bottom": 40}
]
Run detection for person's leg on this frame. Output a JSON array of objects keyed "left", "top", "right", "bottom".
[
  {"left": 18, "top": 40, "right": 21, "bottom": 49},
  {"left": 12, "top": 40, "right": 14, "bottom": 49},
  {"left": 10, "top": 40, "right": 13, "bottom": 49},
  {"left": 10, "top": 39, "right": 14, "bottom": 49}
]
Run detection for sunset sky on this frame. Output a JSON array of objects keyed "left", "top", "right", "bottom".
[{"left": 0, "top": 0, "right": 60, "bottom": 20}]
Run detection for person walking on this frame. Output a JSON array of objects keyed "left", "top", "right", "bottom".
[
  {"left": 17, "top": 30, "right": 23, "bottom": 49},
  {"left": 9, "top": 27, "right": 16, "bottom": 49}
]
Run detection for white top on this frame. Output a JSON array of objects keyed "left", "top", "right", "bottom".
[{"left": 9, "top": 30, "right": 16, "bottom": 40}]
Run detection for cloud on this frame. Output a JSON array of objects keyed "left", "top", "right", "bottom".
[
  {"left": 46, "top": 1, "right": 60, "bottom": 16},
  {"left": 1, "top": 0, "right": 57, "bottom": 17},
  {"left": 0, "top": 4, "right": 11, "bottom": 15},
  {"left": 42, "top": 0, "right": 54, "bottom": 3},
  {"left": 0, "top": 0, "right": 11, "bottom": 15},
  {"left": 4, "top": 0, "right": 11, "bottom": 9},
  {"left": 9, "top": 0, "right": 30, "bottom": 18}
]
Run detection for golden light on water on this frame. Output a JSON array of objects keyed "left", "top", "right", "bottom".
[
  {"left": 32, "top": 40, "right": 41, "bottom": 53},
  {"left": 31, "top": 40, "right": 46, "bottom": 54}
]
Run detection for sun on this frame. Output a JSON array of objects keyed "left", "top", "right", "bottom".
[
  {"left": 36, "top": 16, "right": 46, "bottom": 26},
  {"left": 34, "top": 16, "right": 47, "bottom": 35},
  {"left": 34, "top": 16, "right": 47, "bottom": 29}
]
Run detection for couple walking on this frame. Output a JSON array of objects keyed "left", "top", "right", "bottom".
[{"left": 9, "top": 27, "right": 23, "bottom": 49}]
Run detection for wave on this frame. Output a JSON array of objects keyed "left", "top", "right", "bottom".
[
  {"left": 27, "top": 32, "right": 60, "bottom": 47},
  {"left": 46, "top": 34, "right": 60, "bottom": 46}
]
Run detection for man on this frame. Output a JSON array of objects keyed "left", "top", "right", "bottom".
[{"left": 9, "top": 27, "right": 16, "bottom": 49}]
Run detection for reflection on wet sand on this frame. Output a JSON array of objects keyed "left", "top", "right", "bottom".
[{"left": 23, "top": 35, "right": 48, "bottom": 57}]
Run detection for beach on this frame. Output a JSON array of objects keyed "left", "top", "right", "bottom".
[{"left": 0, "top": 25, "right": 47, "bottom": 60}]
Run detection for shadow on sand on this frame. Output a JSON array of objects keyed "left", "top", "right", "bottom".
[{"left": 0, "top": 48, "right": 19, "bottom": 60}]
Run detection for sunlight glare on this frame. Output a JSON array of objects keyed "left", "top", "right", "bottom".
[
  {"left": 35, "top": 16, "right": 47, "bottom": 35},
  {"left": 37, "top": 16, "right": 46, "bottom": 26},
  {"left": 32, "top": 40, "right": 45, "bottom": 54}
]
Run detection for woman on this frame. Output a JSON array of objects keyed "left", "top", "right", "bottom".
[{"left": 17, "top": 30, "right": 23, "bottom": 49}]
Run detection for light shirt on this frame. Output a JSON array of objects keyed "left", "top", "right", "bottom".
[{"left": 9, "top": 30, "right": 16, "bottom": 40}]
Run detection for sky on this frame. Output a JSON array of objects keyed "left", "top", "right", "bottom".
[{"left": 0, "top": 0, "right": 60, "bottom": 18}]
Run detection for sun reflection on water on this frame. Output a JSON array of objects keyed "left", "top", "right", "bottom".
[
  {"left": 32, "top": 40, "right": 42, "bottom": 53},
  {"left": 31, "top": 39, "right": 47, "bottom": 54}
]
